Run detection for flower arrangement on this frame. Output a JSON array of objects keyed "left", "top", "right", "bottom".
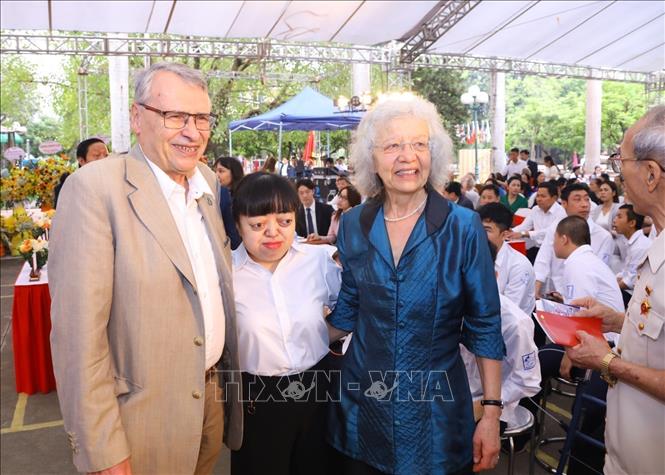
[
  {"left": 18, "top": 237, "right": 48, "bottom": 280},
  {"left": 0, "top": 155, "right": 75, "bottom": 209},
  {"left": 0, "top": 207, "right": 55, "bottom": 256}
]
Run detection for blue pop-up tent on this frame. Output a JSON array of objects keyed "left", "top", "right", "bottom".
[{"left": 228, "top": 87, "right": 363, "bottom": 158}]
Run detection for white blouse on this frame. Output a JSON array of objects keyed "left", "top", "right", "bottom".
[{"left": 232, "top": 242, "right": 341, "bottom": 376}]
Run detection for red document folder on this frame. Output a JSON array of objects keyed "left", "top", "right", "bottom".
[{"left": 535, "top": 311, "right": 604, "bottom": 347}]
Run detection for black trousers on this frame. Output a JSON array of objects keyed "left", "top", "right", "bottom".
[{"left": 231, "top": 357, "right": 334, "bottom": 475}]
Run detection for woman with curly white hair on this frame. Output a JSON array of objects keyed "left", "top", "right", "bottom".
[{"left": 326, "top": 94, "right": 505, "bottom": 474}]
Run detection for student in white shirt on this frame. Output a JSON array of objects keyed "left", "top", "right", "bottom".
[
  {"left": 478, "top": 203, "right": 535, "bottom": 315},
  {"left": 613, "top": 204, "right": 651, "bottom": 292},
  {"left": 507, "top": 181, "right": 567, "bottom": 262},
  {"left": 229, "top": 172, "right": 341, "bottom": 475},
  {"left": 461, "top": 241, "right": 541, "bottom": 429},
  {"left": 536, "top": 216, "right": 620, "bottom": 473},
  {"left": 553, "top": 216, "right": 625, "bottom": 315},
  {"left": 534, "top": 183, "right": 615, "bottom": 299},
  {"left": 502, "top": 147, "right": 528, "bottom": 178}
]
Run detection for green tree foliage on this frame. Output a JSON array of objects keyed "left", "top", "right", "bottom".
[
  {"left": 50, "top": 57, "right": 112, "bottom": 153},
  {"left": 0, "top": 56, "right": 41, "bottom": 125},
  {"left": 411, "top": 68, "right": 467, "bottom": 134},
  {"left": 601, "top": 81, "right": 646, "bottom": 150},
  {"left": 25, "top": 117, "right": 62, "bottom": 157},
  {"left": 506, "top": 75, "right": 647, "bottom": 163}
]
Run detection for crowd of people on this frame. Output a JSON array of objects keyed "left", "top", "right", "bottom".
[{"left": 46, "top": 61, "right": 663, "bottom": 475}]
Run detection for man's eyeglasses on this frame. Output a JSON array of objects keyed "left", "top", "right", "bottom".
[
  {"left": 375, "top": 140, "right": 430, "bottom": 156},
  {"left": 609, "top": 152, "right": 665, "bottom": 174},
  {"left": 138, "top": 103, "right": 217, "bottom": 131}
]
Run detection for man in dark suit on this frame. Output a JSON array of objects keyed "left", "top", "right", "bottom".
[
  {"left": 295, "top": 178, "right": 334, "bottom": 237},
  {"left": 444, "top": 181, "right": 475, "bottom": 210}
]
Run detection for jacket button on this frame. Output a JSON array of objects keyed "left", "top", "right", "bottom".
[
  {"left": 192, "top": 390, "right": 202, "bottom": 399},
  {"left": 638, "top": 322, "right": 645, "bottom": 331},
  {"left": 398, "top": 321, "right": 405, "bottom": 329},
  {"left": 193, "top": 336, "right": 204, "bottom": 346}
]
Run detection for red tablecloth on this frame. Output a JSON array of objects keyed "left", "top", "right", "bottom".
[{"left": 12, "top": 268, "right": 56, "bottom": 394}]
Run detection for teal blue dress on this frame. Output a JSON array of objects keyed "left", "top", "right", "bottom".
[{"left": 327, "top": 188, "right": 505, "bottom": 474}]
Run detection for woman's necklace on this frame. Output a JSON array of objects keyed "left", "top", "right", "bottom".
[{"left": 384, "top": 195, "right": 428, "bottom": 222}]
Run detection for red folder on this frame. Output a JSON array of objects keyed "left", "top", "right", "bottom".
[{"left": 535, "top": 311, "right": 605, "bottom": 347}]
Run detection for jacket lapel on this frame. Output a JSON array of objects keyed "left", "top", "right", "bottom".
[
  {"left": 360, "top": 199, "right": 395, "bottom": 270},
  {"left": 125, "top": 146, "right": 197, "bottom": 291}
]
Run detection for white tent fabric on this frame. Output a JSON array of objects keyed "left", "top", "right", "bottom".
[{"left": 1, "top": 1, "right": 663, "bottom": 73}]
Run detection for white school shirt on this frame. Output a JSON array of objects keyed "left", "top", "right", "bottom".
[
  {"left": 534, "top": 217, "right": 615, "bottom": 294},
  {"left": 461, "top": 295, "right": 541, "bottom": 428},
  {"left": 232, "top": 242, "right": 341, "bottom": 376},
  {"left": 562, "top": 244, "right": 623, "bottom": 343},
  {"left": 502, "top": 159, "right": 528, "bottom": 178},
  {"left": 496, "top": 243, "right": 536, "bottom": 315},
  {"left": 616, "top": 230, "right": 651, "bottom": 289},
  {"left": 512, "top": 201, "right": 567, "bottom": 248},
  {"left": 145, "top": 156, "right": 225, "bottom": 371}
]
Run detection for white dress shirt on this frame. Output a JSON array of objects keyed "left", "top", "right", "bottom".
[
  {"left": 461, "top": 295, "right": 541, "bottom": 428},
  {"left": 562, "top": 244, "right": 623, "bottom": 343},
  {"left": 616, "top": 230, "right": 651, "bottom": 289},
  {"left": 534, "top": 217, "right": 615, "bottom": 295},
  {"left": 512, "top": 201, "right": 567, "bottom": 248},
  {"left": 232, "top": 242, "right": 341, "bottom": 376},
  {"left": 502, "top": 159, "right": 528, "bottom": 178},
  {"left": 145, "top": 156, "right": 225, "bottom": 370},
  {"left": 496, "top": 243, "right": 536, "bottom": 315}
]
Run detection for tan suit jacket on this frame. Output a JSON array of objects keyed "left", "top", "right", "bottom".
[{"left": 49, "top": 146, "right": 243, "bottom": 474}]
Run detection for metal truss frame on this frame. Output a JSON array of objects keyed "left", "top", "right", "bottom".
[
  {"left": 399, "top": 0, "right": 482, "bottom": 64},
  {"left": 410, "top": 53, "right": 659, "bottom": 84},
  {"left": 0, "top": 32, "right": 659, "bottom": 85}
]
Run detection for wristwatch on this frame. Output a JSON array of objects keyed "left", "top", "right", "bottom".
[
  {"left": 600, "top": 352, "right": 619, "bottom": 387},
  {"left": 480, "top": 399, "right": 504, "bottom": 409},
  {"left": 521, "top": 231, "right": 528, "bottom": 238}
]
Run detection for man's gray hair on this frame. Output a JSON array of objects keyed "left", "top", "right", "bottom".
[
  {"left": 634, "top": 105, "right": 665, "bottom": 168},
  {"left": 134, "top": 62, "right": 208, "bottom": 104},
  {"left": 350, "top": 93, "right": 453, "bottom": 198}
]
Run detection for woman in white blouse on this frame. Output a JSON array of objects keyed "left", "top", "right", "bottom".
[
  {"left": 308, "top": 185, "right": 361, "bottom": 244},
  {"left": 591, "top": 180, "right": 621, "bottom": 233},
  {"left": 230, "top": 172, "right": 341, "bottom": 475},
  {"left": 543, "top": 155, "right": 560, "bottom": 180}
]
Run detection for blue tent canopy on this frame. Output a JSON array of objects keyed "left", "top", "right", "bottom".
[{"left": 228, "top": 87, "right": 363, "bottom": 132}]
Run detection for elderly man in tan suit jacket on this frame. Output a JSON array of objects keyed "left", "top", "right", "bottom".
[{"left": 49, "top": 62, "right": 242, "bottom": 475}]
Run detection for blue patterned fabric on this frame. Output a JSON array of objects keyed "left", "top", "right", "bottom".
[{"left": 327, "top": 188, "right": 505, "bottom": 475}]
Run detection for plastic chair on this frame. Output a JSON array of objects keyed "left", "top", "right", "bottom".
[
  {"left": 555, "top": 372, "right": 606, "bottom": 475},
  {"left": 501, "top": 405, "right": 536, "bottom": 475},
  {"left": 533, "top": 377, "right": 579, "bottom": 474}
]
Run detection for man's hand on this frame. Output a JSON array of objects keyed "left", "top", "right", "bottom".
[
  {"left": 506, "top": 231, "right": 523, "bottom": 240},
  {"left": 565, "top": 330, "right": 611, "bottom": 371},
  {"left": 306, "top": 233, "right": 321, "bottom": 242},
  {"left": 89, "top": 458, "right": 132, "bottom": 475},
  {"left": 570, "top": 297, "right": 625, "bottom": 333},
  {"left": 559, "top": 353, "right": 574, "bottom": 380},
  {"left": 472, "top": 410, "right": 501, "bottom": 472}
]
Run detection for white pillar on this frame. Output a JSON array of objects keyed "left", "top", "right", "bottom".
[
  {"left": 490, "top": 70, "right": 506, "bottom": 175},
  {"left": 352, "top": 51, "right": 371, "bottom": 96},
  {"left": 584, "top": 80, "right": 602, "bottom": 174},
  {"left": 108, "top": 46, "right": 131, "bottom": 153}
]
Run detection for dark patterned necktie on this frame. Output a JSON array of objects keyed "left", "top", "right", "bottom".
[{"left": 306, "top": 207, "right": 315, "bottom": 235}]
